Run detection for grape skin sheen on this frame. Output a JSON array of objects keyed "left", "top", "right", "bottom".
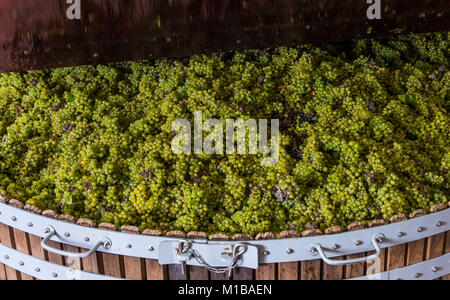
[{"left": 0, "top": 32, "right": 448, "bottom": 236}]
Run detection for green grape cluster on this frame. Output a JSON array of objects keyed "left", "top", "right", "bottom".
[{"left": 0, "top": 31, "right": 448, "bottom": 236}]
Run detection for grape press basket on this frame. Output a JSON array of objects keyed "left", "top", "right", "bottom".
[
  {"left": 0, "top": 197, "right": 448, "bottom": 280},
  {"left": 0, "top": 0, "right": 449, "bottom": 280}
]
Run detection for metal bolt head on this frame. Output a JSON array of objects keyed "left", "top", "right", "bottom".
[
  {"left": 52, "top": 273, "right": 58, "bottom": 278},
  {"left": 263, "top": 250, "right": 270, "bottom": 256},
  {"left": 11, "top": 216, "right": 17, "bottom": 222},
  {"left": 148, "top": 246, "right": 154, "bottom": 252},
  {"left": 4, "top": 255, "right": 9, "bottom": 260},
  {"left": 286, "top": 248, "right": 294, "bottom": 254},
  {"left": 19, "top": 261, "right": 24, "bottom": 266},
  {"left": 27, "top": 222, "right": 33, "bottom": 227},
  {"left": 414, "top": 273, "right": 423, "bottom": 278},
  {"left": 64, "top": 232, "right": 70, "bottom": 238},
  {"left": 397, "top": 232, "right": 406, "bottom": 238},
  {"left": 103, "top": 240, "right": 112, "bottom": 249},
  {"left": 355, "top": 240, "right": 363, "bottom": 246},
  {"left": 332, "top": 244, "right": 340, "bottom": 250},
  {"left": 436, "top": 221, "right": 443, "bottom": 227},
  {"left": 309, "top": 247, "right": 318, "bottom": 255},
  {"left": 417, "top": 227, "right": 425, "bottom": 232},
  {"left": 35, "top": 267, "right": 40, "bottom": 272},
  {"left": 84, "top": 237, "right": 90, "bottom": 242},
  {"left": 126, "top": 243, "right": 132, "bottom": 249},
  {"left": 432, "top": 267, "right": 441, "bottom": 273},
  {"left": 44, "top": 228, "right": 50, "bottom": 234}
]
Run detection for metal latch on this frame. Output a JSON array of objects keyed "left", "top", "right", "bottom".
[{"left": 158, "top": 240, "right": 259, "bottom": 277}]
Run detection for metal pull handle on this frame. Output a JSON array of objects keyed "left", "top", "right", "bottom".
[
  {"left": 309, "top": 233, "right": 385, "bottom": 266},
  {"left": 41, "top": 226, "right": 111, "bottom": 258}
]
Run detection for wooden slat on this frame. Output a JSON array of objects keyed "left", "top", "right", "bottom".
[
  {"left": 0, "top": 197, "right": 7, "bottom": 280},
  {"left": 404, "top": 211, "right": 427, "bottom": 270},
  {"left": 168, "top": 264, "right": 187, "bottom": 280},
  {"left": 277, "top": 230, "right": 299, "bottom": 280},
  {"left": 0, "top": 261, "right": 6, "bottom": 280},
  {"left": 366, "top": 220, "right": 386, "bottom": 276},
  {"left": 256, "top": 264, "right": 276, "bottom": 280},
  {"left": 209, "top": 234, "right": 230, "bottom": 280},
  {"left": 121, "top": 225, "right": 146, "bottom": 280},
  {"left": 23, "top": 205, "right": 46, "bottom": 280},
  {"left": 166, "top": 231, "right": 188, "bottom": 280},
  {"left": 187, "top": 232, "right": 209, "bottom": 280},
  {"left": 386, "top": 214, "right": 408, "bottom": 272},
  {"left": 146, "top": 259, "right": 168, "bottom": 280},
  {"left": 7, "top": 201, "right": 31, "bottom": 280},
  {"left": 278, "top": 262, "right": 298, "bottom": 280},
  {"left": 232, "top": 234, "right": 254, "bottom": 280},
  {"left": 77, "top": 219, "right": 101, "bottom": 274},
  {"left": 123, "top": 256, "right": 146, "bottom": 280},
  {"left": 58, "top": 215, "right": 82, "bottom": 273},
  {"left": 345, "top": 223, "right": 366, "bottom": 279},
  {"left": 142, "top": 229, "right": 167, "bottom": 280},
  {"left": 322, "top": 226, "right": 344, "bottom": 280},
  {"left": 12, "top": 228, "right": 33, "bottom": 280},
  {"left": 443, "top": 229, "right": 450, "bottom": 281},
  {"left": 426, "top": 205, "right": 447, "bottom": 280},
  {"left": 102, "top": 253, "right": 123, "bottom": 278},
  {"left": 99, "top": 223, "right": 123, "bottom": 278},
  {"left": 300, "top": 230, "right": 322, "bottom": 280},
  {"left": 41, "top": 210, "right": 65, "bottom": 266},
  {"left": 0, "top": 223, "right": 21, "bottom": 280},
  {"left": 255, "top": 233, "right": 276, "bottom": 280}
]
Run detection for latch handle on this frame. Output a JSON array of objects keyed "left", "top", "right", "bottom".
[{"left": 41, "top": 226, "right": 111, "bottom": 258}]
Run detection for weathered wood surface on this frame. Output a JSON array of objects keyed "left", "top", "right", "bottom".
[
  {"left": 0, "top": 223, "right": 21, "bottom": 280},
  {"left": 98, "top": 223, "right": 123, "bottom": 278},
  {"left": 0, "top": 0, "right": 449, "bottom": 73},
  {"left": 322, "top": 226, "right": 344, "bottom": 280},
  {"left": 255, "top": 233, "right": 277, "bottom": 281},
  {"left": 121, "top": 226, "right": 146, "bottom": 280},
  {"left": 344, "top": 223, "right": 366, "bottom": 279}
]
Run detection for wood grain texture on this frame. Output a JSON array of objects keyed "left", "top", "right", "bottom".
[
  {"left": 232, "top": 234, "right": 254, "bottom": 280},
  {"left": 142, "top": 229, "right": 167, "bottom": 280},
  {"left": 101, "top": 253, "right": 123, "bottom": 278},
  {"left": 256, "top": 264, "right": 277, "bottom": 280},
  {"left": 277, "top": 231, "right": 299, "bottom": 280},
  {"left": 167, "top": 231, "right": 188, "bottom": 280},
  {"left": 12, "top": 228, "right": 33, "bottom": 280},
  {"left": 0, "top": 261, "right": 6, "bottom": 280},
  {"left": 121, "top": 225, "right": 146, "bottom": 280},
  {"left": 278, "top": 261, "right": 298, "bottom": 280},
  {"left": 322, "top": 226, "right": 344, "bottom": 280},
  {"left": 99, "top": 223, "right": 123, "bottom": 278},
  {"left": 255, "top": 233, "right": 276, "bottom": 280},
  {"left": 366, "top": 220, "right": 386, "bottom": 276},
  {"left": 1, "top": 0, "right": 449, "bottom": 73},
  {"left": 300, "top": 230, "right": 322, "bottom": 280},
  {"left": 168, "top": 264, "right": 188, "bottom": 280},
  {"left": 146, "top": 259, "right": 168, "bottom": 280},
  {"left": 187, "top": 232, "right": 209, "bottom": 280},
  {"left": 123, "top": 256, "right": 146, "bottom": 280},
  {"left": 344, "top": 223, "right": 366, "bottom": 279},
  {"left": 76, "top": 218, "right": 101, "bottom": 274},
  {"left": 405, "top": 211, "right": 427, "bottom": 269},
  {"left": 443, "top": 230, "right": 450, "bottom": 280},
  {"left": 0, "top": 223, "right": 20, "bottom": 280}
]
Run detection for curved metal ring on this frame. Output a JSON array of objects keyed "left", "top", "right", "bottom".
[
  {"left": 41, "top": 226, "right": 111, "bottom": 259},
  {"left": 310, "top": 233, "right": 385, "bottom": 266}
]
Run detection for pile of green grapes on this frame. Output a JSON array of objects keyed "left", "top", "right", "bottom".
[{"left": 0, "top": 32, "right": 448, "bottom": 236}]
